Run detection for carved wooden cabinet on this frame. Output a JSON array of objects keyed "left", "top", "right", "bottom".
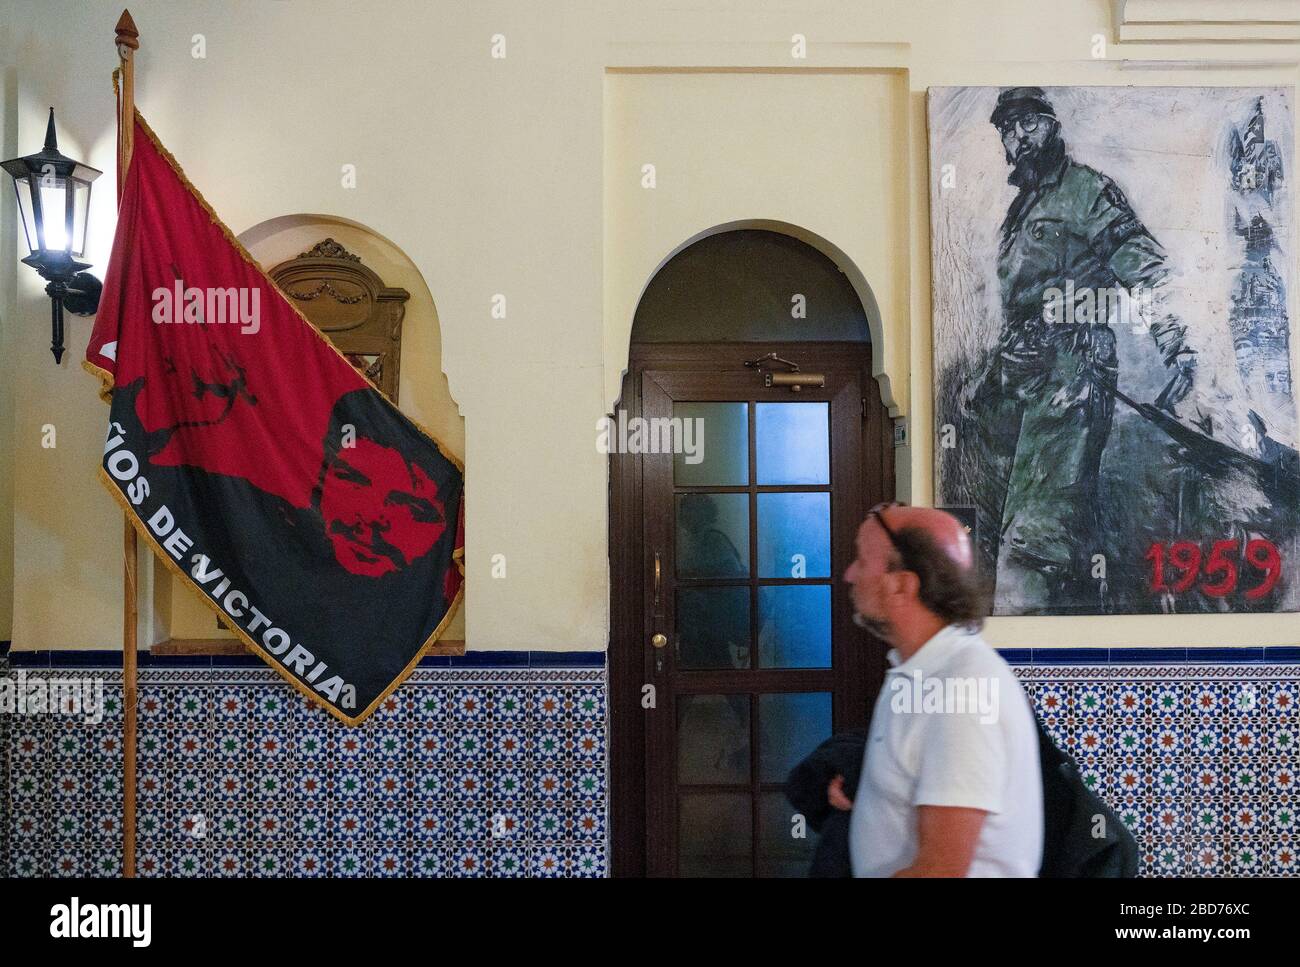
[{"left": 269, "top": 238, "right": 410, "bottom": 399}]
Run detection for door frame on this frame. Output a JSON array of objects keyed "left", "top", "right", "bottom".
[{"left": 608, "top": 340, "right": 896, "bottom": 876}]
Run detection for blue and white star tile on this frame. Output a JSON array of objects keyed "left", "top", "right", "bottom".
[
  {"left": 410, "top": 690, "right": 446, "bottom": 722},
  {"left": 533, "top": 807, "right": 565, "bottom": 841},
  {"left": 373, "top": 767, "right": 407, "bottom": 800},
  {"left": 535, "top": 689, "right": 568, "bottom": 721},
  {"left": 1273, "top": 841, "right": 1297, "bottom": 872},
  {"left": 493, "top": 846, "right": 529, "bottom": 878},
  {"left": 9, "top": 850, "right": 41, "bottom": 878},
  {"left": 373, "top": 847, "right": 408, "bottom": 877},
  {"left": 490, "top": 688, "right": 527, "bottom": 723},
  {"left": 493, "top": 767, "right": 527, "bottom": 801},
  {"left": 331, "top": 848, "right": 367, "bottom": 878},
  {"left": 293, "top": 846, "right": 328, "bottom": 878},
  {"left": 572, "top": 686, "right": 605, "bottom": 722},
  {"left": 447, "top": 765, "right": 489, "bottom": 802},
  {"left": 411, "top": 849, "right": 443, "bottom": 877},
  {"left": 411, "top": 803, "right": 445, "bottom": 842},
  {"left": 411, "top": 766, "right": 444, "bottom": 800},
  {"left": 250, "top": 844, "right": 289, "bottom": 877},
  {"left": 88, "top": 847, "right": 122, "bottom": 878},
  {"left": 488, "top": 804, "right": 525, "bottom": 841},
  {"left": 334, "top": 808, "right": 367, "bottom": 840},
  {"left": 449, "top": 726, "right": 486, "bottom": 763},
  {"left": 450, "top": 687, "right": 489, "bottom": 723},
  {"left": 51, "top": 845, "right": 86, "bottom": 878},
  {"left": 573, "top": 763, "right": 605, "bottom": 801},
  {"left": 446, "top": 842, "right": 489, "bottom": 877},
  {"left": 371, "top": 730, "right": 408, "bottom": 762},
  {"left": 443, "top": 804, "right": 483, "bottom": 841},
  {"left": 493, "top": 728, "right": 528, "bottom": 762},
  {"left": 171, "top": 847, "right": 206, "bottom": 877},
  {"left": 372, "top": 807, "right": 406, "bottom": 841},
  {"left": 207, "top": 805, "right": 242, "bottom": 841},
  {"left": 532, "top": 845, "right": 566, "bottom": 878}
]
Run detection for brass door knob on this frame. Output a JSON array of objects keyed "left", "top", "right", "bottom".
[{"left": 651, "top": 633, "right": 668, "bottom": 649}]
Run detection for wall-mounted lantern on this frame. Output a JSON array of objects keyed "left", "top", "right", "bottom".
[{"left": 2, "top": 108, "right": 103, "bottom": 363}]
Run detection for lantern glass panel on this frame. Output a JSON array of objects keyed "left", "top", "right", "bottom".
[
  {"left": 37, "top": 176, "right": 69, "bottom": 251},
  {"left": 13, "top": 177, "right": 37, "bottom": 254},
  {"left": 71, "top": 179, "right": 91, "bottom": 257}
]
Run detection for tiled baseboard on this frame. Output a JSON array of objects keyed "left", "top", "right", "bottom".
[
  {"left": 1011, "top": 658, "right": 1296, "bottom": 877},
  {"left": 2, "top": 647, "right": 1295, "bottom": 877},
  {"left": 4, "top": 659, "right": 607, "bottom": 878}
]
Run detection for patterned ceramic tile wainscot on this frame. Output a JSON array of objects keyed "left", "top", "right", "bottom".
[
  {"left": 5, "top": 663, "right": 607, "bottom": 878},
  {"left": 5, "top": 650, "right": 1295, "bottom": 877},
  {"left": 1012, "top": 657, "right": 1297, "bottom": 877}
]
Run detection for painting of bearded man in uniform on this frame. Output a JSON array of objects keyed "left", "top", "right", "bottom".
[{"left": 928, "top": 86, "right": 1300, "bottom": 615}]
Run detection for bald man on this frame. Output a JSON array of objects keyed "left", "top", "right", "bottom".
[{"left": 830, "top": 502, "right": 1043, "bottom": 877}]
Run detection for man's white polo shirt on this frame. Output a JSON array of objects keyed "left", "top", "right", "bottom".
[{"left": 848, "top": 624, "right": 1043, "bottom": 877}]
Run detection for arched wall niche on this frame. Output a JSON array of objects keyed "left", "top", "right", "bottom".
[{"left": 158, "top": 214, "right": 466, "bottom": 644}]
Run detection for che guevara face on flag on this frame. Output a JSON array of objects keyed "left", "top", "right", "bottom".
[
  {"left": 317, "top": 400, "right": 450, "bottom": 579},
  {"left": 137, "top": 343, "right": 452, "bottom": 581},
  {"left": 86, "top": 116, "right": 464, "bottom": 724}
]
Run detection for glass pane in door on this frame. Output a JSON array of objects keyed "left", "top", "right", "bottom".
[
  {"left": 678, "top": 587, "right": 751, "bottom": 669},
  {"left": 673, "top": 402, "right": 749, "bottom": 486},
  {"left": 758, "top": 692, "right": 832, "bottom": 783},
  {"left": 679, "top": 793, "right": 751, "bottom": 877},
  {"left": 677, "top": 694, "right": 751, "bottom": 785},
  {"left": 676, "top": 493, "right": 749, "bottom": 578},
  {"left": 757, "top": 791, "right": 818, "bottom": 877},
  {"left": 757, "top": 492, "right": 830, "bottom": 578},
  {"left": 756, "top": 585, "right": 831, "bottom": 668},
  {"left": 755, "top": 402, "right": 829, "bottom": 485}
]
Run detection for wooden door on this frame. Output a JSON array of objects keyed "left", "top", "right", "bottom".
[{"left": 609, "top": 342, "right": 894, "bottom": 877}]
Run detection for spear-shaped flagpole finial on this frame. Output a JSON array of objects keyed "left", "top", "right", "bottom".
[
  {"left": 115, "top": 9, "right": 139, "bottom": 51},
  {"left": 115, "top": 7, "right": 139, "bottom": 197}
]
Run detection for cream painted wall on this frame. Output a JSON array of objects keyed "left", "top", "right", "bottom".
[
  {"left": 3, "top": 0, "right": 1300, "bottom": 653},
  {"left": 603, "top": 69, "right": 909, "bottom": 414}
]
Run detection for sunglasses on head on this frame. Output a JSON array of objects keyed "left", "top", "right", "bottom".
[{"left": 867, "top": 500, "right": 908, "bottom": 552}]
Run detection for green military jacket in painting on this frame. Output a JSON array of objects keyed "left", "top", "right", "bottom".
[
  {"left": 994, "top": 153, "right": 1191, "bottom": 386},
  {"left": 981, "top": 152, "right": 1195, "bottom": 578}
]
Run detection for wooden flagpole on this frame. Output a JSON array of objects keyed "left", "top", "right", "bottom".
[{"left": 115, "top": 7, "right": 139, "bottom": 880}]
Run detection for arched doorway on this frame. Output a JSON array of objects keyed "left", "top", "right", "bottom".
[{"left": 608, "top": 228, "right": 895, "bottom": 876}]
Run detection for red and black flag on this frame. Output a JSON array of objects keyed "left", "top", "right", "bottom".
[{"left": 85, "top": 113, "right": 464, "bottom": 724}]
